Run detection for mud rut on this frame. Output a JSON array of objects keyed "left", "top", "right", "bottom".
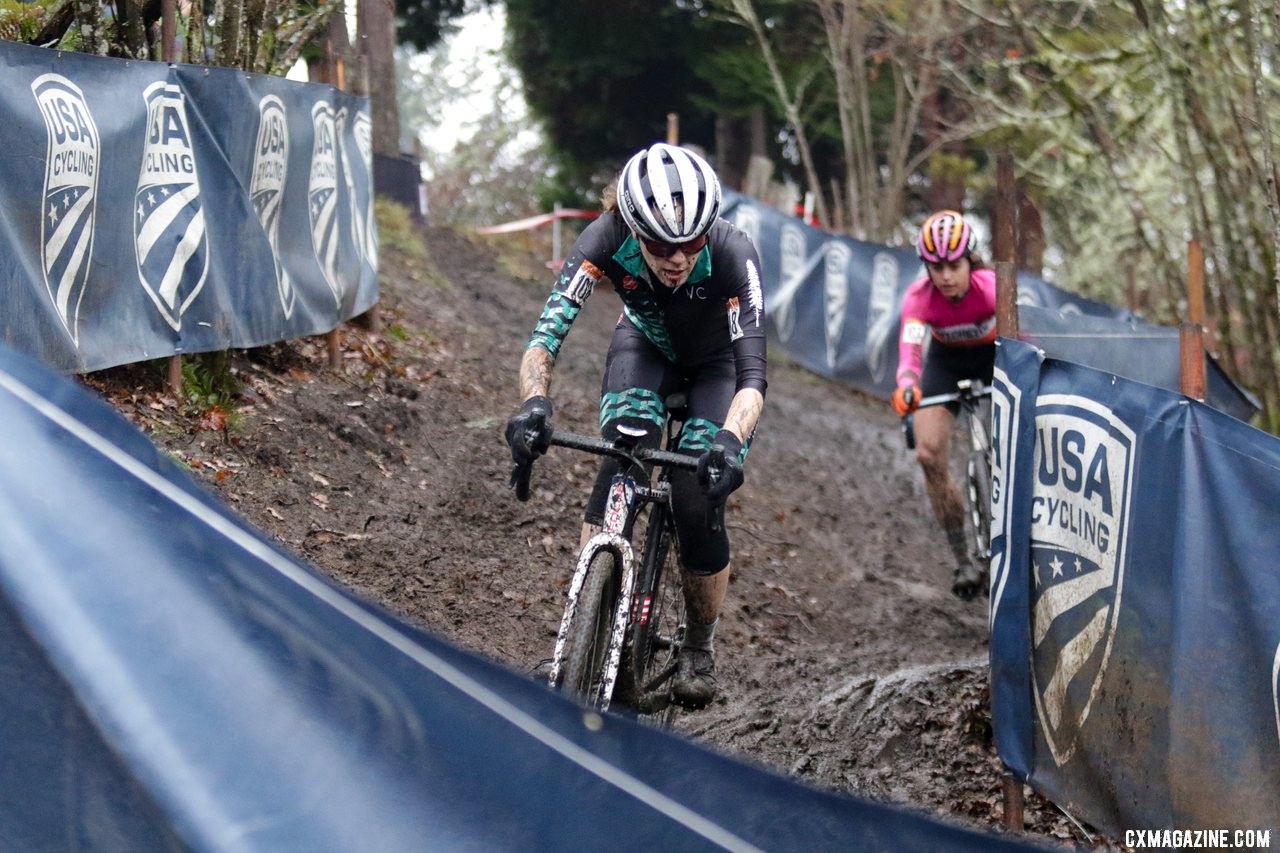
[{"left": 92, "top": 224, "right": 1103, "bottom": 847}]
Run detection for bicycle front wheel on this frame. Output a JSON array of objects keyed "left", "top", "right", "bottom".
[
  {"left": 966, "top": 449, "right": 993, "bottom": 562},
  {"left": 626, "top": 505, "right": 684, "bottom": 717},
  {"left": 561, "top": 550, "right": 622, "bottom": 708}
]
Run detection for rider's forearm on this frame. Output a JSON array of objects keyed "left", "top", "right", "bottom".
[
  {"left": 519, "top": 346, "right": 555, "bottom": 401},
  {"left": 721, "top": 388, "right": 764, "bottom": 444}
]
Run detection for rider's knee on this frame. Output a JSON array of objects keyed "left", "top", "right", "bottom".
[
  {"left": 916, "top": 443, "right": 948, "bottom": 477},
  {"left": 670, "top": 469, "right": 731, "bottom": 574}
]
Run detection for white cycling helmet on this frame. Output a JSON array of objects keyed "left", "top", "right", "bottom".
[{"left": 616, "top": 143, "right": 722, "bottom": 244}]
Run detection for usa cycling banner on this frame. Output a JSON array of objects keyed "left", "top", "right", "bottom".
[
  {"left": 990, "top": 338, "right": 1280, "bottom": 836},
  {"left": 721, "top": 192, "right": 1259, "bottom": 423},
  {"left": 0, "top": 40, "right": 377, "bottom": 373}
]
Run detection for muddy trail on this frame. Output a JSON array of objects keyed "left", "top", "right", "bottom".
[{"left": 88, "top": 218, "right": 1107, "bottom": 849}]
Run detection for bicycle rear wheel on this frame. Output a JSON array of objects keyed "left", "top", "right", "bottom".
[
  {"left": 561, "top": 550, "right": 622, "bottom": 708},
  {"left": 625, "top": 505, "right": 685, "bottom": 721},
  {"left": 966, "top": 449, "right": 992, "bottom": 562}
]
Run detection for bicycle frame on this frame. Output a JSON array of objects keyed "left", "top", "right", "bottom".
[
  {"left": 901, "top": 379, "right": 994, "bottom": 564},
  {"left": 526, "top": 428, "right": 699, "bottom": 711}
]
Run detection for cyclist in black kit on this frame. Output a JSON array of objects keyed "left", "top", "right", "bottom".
[{"left": 505, "top": 143, "right": 767, "bottom": 709}]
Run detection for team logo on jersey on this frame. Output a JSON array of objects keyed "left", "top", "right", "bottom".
[
  {"left": 823, "top": 241, "right": 850, "bottom": 369},
  {"left": 864, "top": 252, "right": 901, "bottom": 382},
  {"left": 251, "top": 95, "right": 292, "bottom": 318},
  {"left": 135, "top": 82, "right": 208, "bottom": 332},
  {"left": 339, "top": 107, "right": 378, "bottom": 269},
  {"left": 1030, "top": 395, "right": 1135, "bottom": 766},
  {"left": 32, "top": 75, "right": 100, "bottom": 346},
  {"left": 771, "top": 223, "right": 806, "bottom": 343},
  {"left": 309, "top": 102, "right": 343, "bottom": 307},
  {"left": 565, "top": 260, "right": 601, "bottom": 304},
  {"left": 622, "top": 274, "right": 637, "bottom": 291},
  {"left": 726, "top": 296, "right": 743, "bottom": 341},
  {"left": 744, "top": 259, "right": 763, "bottom": 328}
]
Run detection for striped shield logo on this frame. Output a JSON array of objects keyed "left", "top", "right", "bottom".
[
  {"left": 340, "top": 107, "right": 377, "bottom": 269},
  {"left": 251, "top": 95, "right": 292, "bottom": 318},
  {"left": 988, "top": 366, "right": 1021, "bottom": 627},
  {"left": 309, "top": 102, "right": 343, "bottom": 307},
  {"left": 773, "top": 223, "right": 805, "bottom": 343},
  {"left": 134, "top": 81, "right": 208, "bottom": 332},
  {"left": 865, "top": 252, "right": 901, "bottom": 382},
  {"left": 32, "top": 75, "right": 100, "bottom": 346},
  {"left": 1030, "top": 395, "right": 1135, "bottom": 766},
  {"left": 1273, "top": 642, "right": 1280, "bottom": 751},
  {"left": 823, "top": 241, "right": 850, "bottom": 369}
]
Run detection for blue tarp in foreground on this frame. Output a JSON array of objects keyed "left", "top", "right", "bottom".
[
  {"left": 0, "top": 342, "right": 1035, "bottom": 850},
  {"left": 989, "top": 339, "right": 1280, "bottom": 837}
]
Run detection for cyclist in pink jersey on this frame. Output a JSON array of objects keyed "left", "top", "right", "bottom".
[{"left": 891, "top": 210, "right": 996, "bottom": 599}]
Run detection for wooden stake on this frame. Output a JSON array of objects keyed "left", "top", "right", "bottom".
[
  {"left": 167, "top": 355, "right": 183, "bottom": 394},
  {"left": 995, "top": 153, "right": 1017, "bottom": 265},
  {"left": 666, "top": 113, "right": 679, "bottom": 145},
  {"left": 1187, "top": 239, "right": 1205, "bottom": 328},
  {"left": 327, "top": 329, "right": 342, "bottom": 370},
  {"left": 1180, "top": 323, "right": 1206, "bottom": 401},
  {"left": 995, "top": 260, "right": 1019, "bottom": 340},
  {"left": 1002, "top": 772, "right": 1025, "bottom": 829}
]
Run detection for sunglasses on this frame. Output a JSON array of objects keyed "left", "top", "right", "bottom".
[{"left": 640, "top": 234, "right": 708, "bottom": 259}]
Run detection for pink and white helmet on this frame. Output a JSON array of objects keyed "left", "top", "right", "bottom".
[{"left": 916, "top": 210, "right": 978, "bottom": 263}]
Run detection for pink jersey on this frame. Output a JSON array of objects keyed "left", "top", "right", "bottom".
[{"left": 896, "top": 267, "right": 997, "bottom": 387}]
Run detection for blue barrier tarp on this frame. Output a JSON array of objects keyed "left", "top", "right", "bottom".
[
  {"left": 990, "top": 339, "right": 1280, "bottom": 836},
  {"left": 0, "top": 41, "right": 377, "bottom": 373},
  {"left": 0, "top": 342, "right": 1038, "bottom": 851}
]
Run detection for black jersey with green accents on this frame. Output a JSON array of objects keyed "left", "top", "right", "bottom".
[{"left": 526, "top": 211, "right": 767, "bottom": 394}]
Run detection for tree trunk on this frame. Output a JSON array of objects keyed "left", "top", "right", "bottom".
[{"left": 360, "top": 0, "right": 401, "bottom": 157}]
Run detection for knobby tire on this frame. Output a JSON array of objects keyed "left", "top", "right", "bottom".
[
  {"left": 625, "top": 504, "right": 684, "bottom": 725},
  {"left": 561, "top": 550, "right": 620, "bottom": 708},
  {"left": 966, "top": 449, "right": 993, "bottom": 562}
]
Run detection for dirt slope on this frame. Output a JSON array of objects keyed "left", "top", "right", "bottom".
[{"left": 88, "top": 219, "right": 1113, "bottom": 849}]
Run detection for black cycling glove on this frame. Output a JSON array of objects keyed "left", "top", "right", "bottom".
[
  {"left": 697, "top": 429, "right": 745, "bottom": 503},
  {"left": 505, "top": 396, "right": 553, "bottom": 465}
]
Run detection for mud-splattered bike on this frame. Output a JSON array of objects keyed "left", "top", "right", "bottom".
[
  {"left": 901, "top": 378, "right": 994, "bottom": 564},
  {"left": 510, "top": 398, "right": 724, "bottom": 721}
]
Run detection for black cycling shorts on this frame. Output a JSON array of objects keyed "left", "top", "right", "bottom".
[
  {"left": 584, "top": 321, "right": 742, "bottom": 574},
  {"left": 921, "top": 342, "right": 996, "bottom": 415}
]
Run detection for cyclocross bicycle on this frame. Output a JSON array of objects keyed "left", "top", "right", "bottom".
[
  {"left": 510, "top": 398, "right": 724, "bottom": 720},
  {"left": 901, "top": 378, "right": 994, "bottom": 564}
]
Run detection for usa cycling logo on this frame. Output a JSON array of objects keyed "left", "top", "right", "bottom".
[
  {"left": 988, "top": 367, "right": 1021, "bottom": 628},
  {"left": 865, "top": 252, "right": 901, "bottom": 383},
  {"left": 33, "top": 75, "right": 100, "bottom": 346},
  {"left": 251, "top": 96, "right": 292, "bottom": 318},
  {"left": 309, "top": 102, "right": 343, "bottom": 307},
  {"left": 772, "top": 224, "right": 805, "bottom": 343},
  {"left": 1030, "top": 395, "right": 1135, "bottom": 766},
  {"left": 135, "top": 82, "right": 208, "bottom": 332},
  {"left": 823, "top": 241, "right": 850, "bottom": 369},
  {"left": 339, "top": 107, "right": 377, "bottom": 270}
]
